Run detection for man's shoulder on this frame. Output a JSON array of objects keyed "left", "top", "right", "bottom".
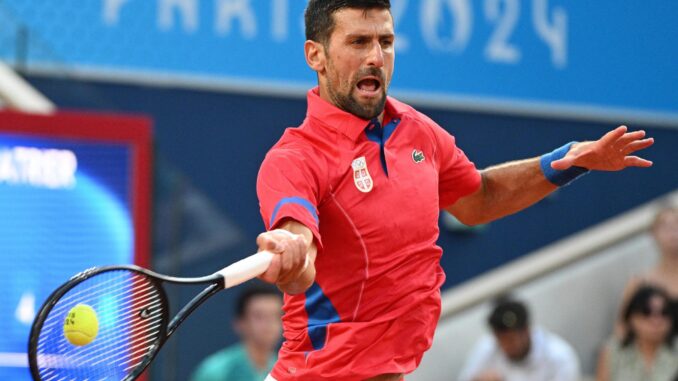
[
  {"left": 268, "top": 120, "right": 331, "bottom": 155},
  {"left": 200, "top": 344, "right": 247, "bottom": 366},
  {"left": 459, "top": 333, "right": 506, "bottom": 379},
  {"left": 535, "top": 328, "right": 579, "bottom": 363},
  {"left": 191, "top": 344, "right": 247, "bottom": 381},
  {"left": 260, "top": 119, "right": 339, "bottom": 179},
  {"left": 469, "top": 333, "right": 502, "bottom": 358}
]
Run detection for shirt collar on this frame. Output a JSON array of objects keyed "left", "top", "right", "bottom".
[{"left": 306, "top": 87, "right": 402, "bottom": 141}]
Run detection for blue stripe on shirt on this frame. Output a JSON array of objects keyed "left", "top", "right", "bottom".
[
  {"left": 305, "top": 282, "right": 341, "bottom": 350},
  {"left": 269, "top": 197, "right": 318, "bottom": 228}
]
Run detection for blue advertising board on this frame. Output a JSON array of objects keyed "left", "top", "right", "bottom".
[
  {"left": 0, "top": 138, "right": 132, "bottom": 379},
  {"left": 0, "top": 0, "right": 676, "bottom": 118},
  {"left": 0, "top": 112, "right": 152, "bottom": 380}
]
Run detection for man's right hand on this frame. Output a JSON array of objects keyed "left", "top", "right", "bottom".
[{"left": 257, "top": 220, "right": 317, "bottom": 294}]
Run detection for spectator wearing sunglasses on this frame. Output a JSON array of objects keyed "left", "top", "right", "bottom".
[
  {"left": 597, "top": 285, "right": 678, "bottom": 381},
  {"left": 617, "top": 206, "right": 678, "bottom": 340}
]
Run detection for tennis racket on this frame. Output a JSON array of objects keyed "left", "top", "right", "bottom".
[{"left": 28, "top": 251, "right": 274, "bottom": 381}]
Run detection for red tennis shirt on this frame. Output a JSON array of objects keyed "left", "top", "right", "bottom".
[{"left": 257, "top": 88, "right": 481, "bottom": 380}]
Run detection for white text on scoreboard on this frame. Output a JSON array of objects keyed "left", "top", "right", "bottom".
[{"left": 0, "top": 147, "right": 77, "bottom": 189}]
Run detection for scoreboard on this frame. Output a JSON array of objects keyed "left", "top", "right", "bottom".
[{"left": 0, "top": 111, "right": 151, "bottom": 380}]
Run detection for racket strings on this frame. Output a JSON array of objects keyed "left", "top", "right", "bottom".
[
  {"left": 40, "top": 274, "right": 150, "bottom": 331},
  {"left": 46, "top": 283, "right": 159, "bottom": 364},
  {"left": 34, "top": 270, "right": 166, "bottom": 381},
  {"left": 50, "top": 282, "right": 160, "bottom": 355}
]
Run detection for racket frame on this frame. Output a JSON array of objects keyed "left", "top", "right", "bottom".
[{"left": 28, "top": 264, "right": 224, "bottom": 381}]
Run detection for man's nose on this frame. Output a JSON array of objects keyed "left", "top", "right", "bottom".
[{"left": 365, "top": 41, "right": 385, "bottom": 67}]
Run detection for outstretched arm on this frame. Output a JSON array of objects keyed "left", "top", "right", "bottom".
[
  {"left": 446, "top": 156, "right": 555, "bottom": 226},
  {"left": 447, "top": 126, "right": 653, "bottom": 226}
]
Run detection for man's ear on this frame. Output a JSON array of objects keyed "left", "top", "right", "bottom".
[{"left": 304, "top": 40, "right": 326, "bottom": 74}]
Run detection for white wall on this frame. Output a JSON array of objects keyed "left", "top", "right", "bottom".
[{"left": 0, "top": 61, "right": 54, "bottom": 113}]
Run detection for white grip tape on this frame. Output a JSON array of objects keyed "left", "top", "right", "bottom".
[{"left": 216, "top": 251, "right": 274, "bottom": 289}]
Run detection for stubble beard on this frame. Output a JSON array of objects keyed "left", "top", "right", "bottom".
[{"left": 325, "top": 66, "right": 387, "bottom": 120}]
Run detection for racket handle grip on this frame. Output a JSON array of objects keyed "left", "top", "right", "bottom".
[{"left": 216, "top": 251, "right": 274, "bottom": 289}]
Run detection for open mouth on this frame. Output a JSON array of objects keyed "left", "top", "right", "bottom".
[{"left": 356, "top": 77, "right": 382, "bottom": 97}]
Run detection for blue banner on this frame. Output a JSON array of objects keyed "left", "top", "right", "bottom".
[
  {"left": 0, "top": 135, "right": 134, "bottom": 379},
  {"left": 1, "top": 0, "right": 676, "bottom": 117}
]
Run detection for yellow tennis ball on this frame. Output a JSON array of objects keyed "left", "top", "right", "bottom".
[{"left": 63, "top": 304, "right": 99, "bottom": 346}]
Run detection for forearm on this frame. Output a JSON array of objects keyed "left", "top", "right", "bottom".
[
  {"left": 277, "top": 258, "right": 316, "bottom": 295},
  {"left": 447, "top": 157, "right": 557, "bottom": 225},
  {"left": 275, "top": 220, "right": 318, "bottom": 295},
  {"left": 481, "top": 157, "right": 558, "bottom": 220}
]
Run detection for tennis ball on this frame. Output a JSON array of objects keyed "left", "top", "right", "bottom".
[{"left": 63, "top": 304, "right": 99, "bottom": 346}]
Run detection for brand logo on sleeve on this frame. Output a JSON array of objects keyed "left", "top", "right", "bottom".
[
  {"left": 351, "top": 156, "right": 373, "bottom": 193},
  {"left": 412, "top": 149, "right": 425, "bottom": 163}
]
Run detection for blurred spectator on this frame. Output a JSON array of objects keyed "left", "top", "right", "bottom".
[
  {"left": 458, "top": 297, "right": 580, "bottom": 381},
  {"left": 597, "top": 285, "right": 678, "bottom": 381},
  {"left": 191, "top": 284, "right": 282, "bottom": 381},
  {"left": 618, "top": 206, "right": 678, "bottom": 339}
]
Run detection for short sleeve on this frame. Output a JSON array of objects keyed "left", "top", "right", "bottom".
[
  {"left": 190, "top": 349, "right": 230, "bottom": 381},
  {"left": 431, "top": 124, "right": 481, "bottom": 208},
  {"left": 257, "top": 146, "right": 323, "bottom": 246}
]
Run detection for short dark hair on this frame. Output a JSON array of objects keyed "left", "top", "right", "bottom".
[
  {"left": 235, "top": 282, "right": 281, "bottom": 318},
  {"left": 305, "top": 0, "right": 391, "bottom": 44},
  {"left": 621, "top": 285, "right": 674, "bottom": 348},
  {"left": 488, "top": 297, "right": 529, "bottom": 332}
]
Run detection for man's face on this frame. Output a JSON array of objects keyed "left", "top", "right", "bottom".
[
  {"left": 494, "top": 328, "right": 531, "bottom": 362},
  {"left": 319, "top": 8, "right": 395, "bottom": 120},
  {"left": 237, "top": 295, "right": 283, "bottom": 350}
]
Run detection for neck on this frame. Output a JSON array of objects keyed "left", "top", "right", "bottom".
[
  {"left": 244, "top": 340, "right": 271, "bottom": 371},
  {"left": 374, "top": 112, "right": 385, "bottom": 125},
  {"left": 635, "top": 338, "right": 661, "bottom": 367},
  {"left": 658, "top": 250, "right": 678, "bottom": 270}
]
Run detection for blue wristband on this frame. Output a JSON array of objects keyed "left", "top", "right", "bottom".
[{"left": 540, "top": 142, "right": 589, "bottom": 186}]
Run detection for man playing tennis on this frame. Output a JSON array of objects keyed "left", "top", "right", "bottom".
[{"left": 255, "top": 1, "right": 654, "bottom": 380}]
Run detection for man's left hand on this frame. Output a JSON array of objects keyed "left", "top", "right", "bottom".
[{"left": 551, "top": 125, "right": 654, "bottom": 171}]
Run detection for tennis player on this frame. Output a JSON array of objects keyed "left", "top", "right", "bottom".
[{"left": 255, "top": 1, "right": 654, "bottom": 380}]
